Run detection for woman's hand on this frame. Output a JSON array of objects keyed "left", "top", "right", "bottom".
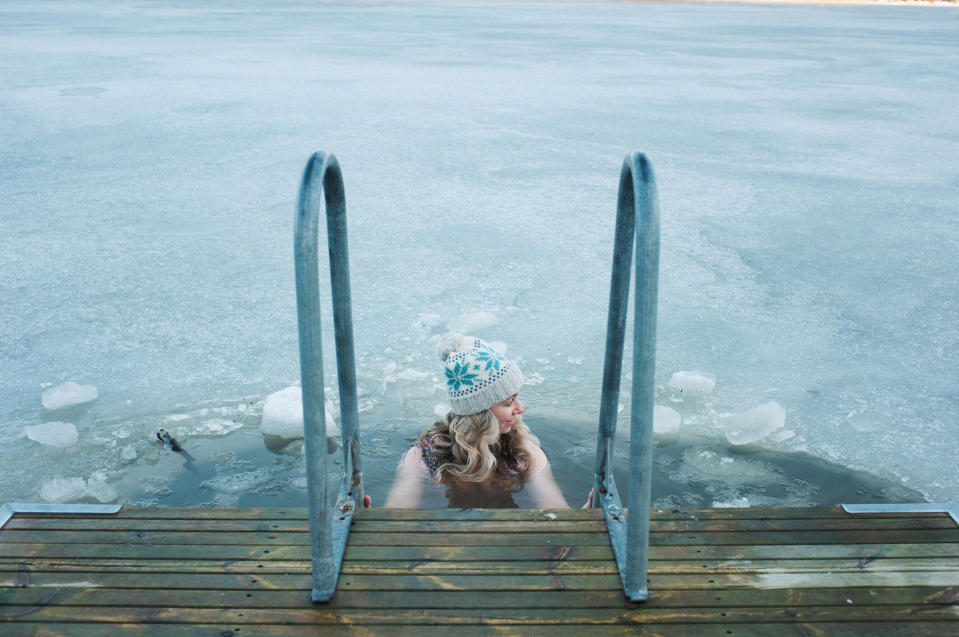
[{"left": 582, "top": 488, "right": 594, "bottom": 509}]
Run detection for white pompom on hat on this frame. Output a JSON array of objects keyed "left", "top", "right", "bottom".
[{"left": 437, "top": 332, "right": 524, "bottom": 415}]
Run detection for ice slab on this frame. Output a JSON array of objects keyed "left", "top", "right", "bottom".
[
  {"left": 446, "top": 311, "right": 498, "bottom": 334},
  {"left": 261, "top": 386, "right": 338, "bottom": 439},
  {"left": 41, "top": 381, "right": 98, "bottom": 411},
  {"left": 713, "top": 497, "right": 750, "bottom": 508},
  {"left": 189, "top": 418, "right": 244, "bottom": 436},
  {"left": 201, "top": 468, "right": 272, "bottom": 494},
  {"left": 668, "top": 371, "right": 716, "bottom": 396},
  {"left": 85, "top": 472, "right": 119, "bottom": 503},
  {"left": 24, "top": 421, "right": 79, "bottom": 447},
  {"left": 653, "top": 406, "right": 682, "bottom": 441},
  {"left": 721, "top": 401, "right": 786, "bottom": 447},
  {"left": 39, "top": 477, "right": 87, "bottom": 503}
]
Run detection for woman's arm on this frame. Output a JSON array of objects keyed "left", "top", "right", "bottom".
[
  {"left": 523, "top": 443, "right": 570, "bottom": 508},
  {"left": 383, "top": 446, "right": 429, "bottom": 508}
]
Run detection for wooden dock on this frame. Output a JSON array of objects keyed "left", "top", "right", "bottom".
[{"left": 1, "top": 505, "right": 957, "bottom": 635}]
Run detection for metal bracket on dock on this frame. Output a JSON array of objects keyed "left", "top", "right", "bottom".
[
  {"left": 0, "top": 502, "right": 122, "bottom": 531},
  {"left": 842, "top": 503, "right": 959, "bottom": 526}
]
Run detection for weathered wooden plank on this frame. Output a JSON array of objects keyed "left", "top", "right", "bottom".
[
  {"left": 0, "top": 571, "right": 621, "bottom": 591},
  {"left": 0, "top": 530, "right": 313, "bottom": 546},
  {"left": 0, "top": 588, "right": 625, "bottom": 609},
  {"left": 2, "top": 604, "right": 958, "bottom": 624},
  {"left": 3, "top": 557, "right": 955, "bottom": 576},
  {"left": 60, "top": 505, "right": 906, "bottom": 521},
  {"left": 339, "top": 558, "right": 959, "bottom": 575},
  {"left": 350, "top": 531, "right": 610, "bottom": 546},
  {"left": 345, "top": 530, "right": 959, "bottom": 547},
  {"left": 0, "top": 531, "right": 611, "bottom": 548},
  {"left": 355, "top": 506, "right": 948, "bottom": 521},
  {"left": 0, "top": 559, "right": 614, "bottom": 575},
  {"left": 0, "top": 530, "right": 589, "bottom": 549},
  {"left": 5, "top": 541, "right": 958, "bottom": 564},
  {"left": 7, "top": 543, "right": 955, "bottom": 565},
  {"left": 0, "top": 543, "right": 615, "bottom": 561},
  {"left": 649, "top": 543, "right": 959, "bottom": 560},
  {"left": 3, "top": 518, "right": 309, "bottom": 532},
  {"left": 4, "top": 527, "right": 954, "bottom": 551},
  {"left": 12, "top": 568, "right": 944, "bottom": 594},
  {"left": 338, "top": 571, "right": 959, "bottom": 591},
  {"left": 1, "top": 586, "right": 954, "bottom": 610},
  {"left": 8, "top": 515, "right": 952, "bottom": 534},
  {"left": 348, "top": 517, "right": 957, "bottom": 532},
  {"left": 351, "top": 520, "right": 611, "bottom": 532},
  {"left": 655, "top": 517, "right": 958, "bottom": 532},
  {"left": 4, "top": 623, "right": 957, "bottom": 637}
]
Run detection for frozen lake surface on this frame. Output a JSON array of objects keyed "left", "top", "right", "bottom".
[{"left": 1, "top": 0, "right": 957, "bottom": 508}]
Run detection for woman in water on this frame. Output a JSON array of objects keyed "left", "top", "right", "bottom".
[{"left": 384, "top": 333, "right": 578, "bottom": 509}]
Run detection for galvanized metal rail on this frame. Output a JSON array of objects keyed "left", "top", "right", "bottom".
[
  {"left": 592, "top": 151, "right": 660, "bottom": 602},
  {"left": 0, "top": 504, "right": 121, "bottom": 531},
  {"left": 294, "top": 151, "right": 364, "bottom": 602}
]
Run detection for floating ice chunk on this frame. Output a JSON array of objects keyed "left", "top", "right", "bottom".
[
  {"left": 672, "top": 447, "right": 776, "bottom": 484},
  {"left": 261, "top": 386, "right": 306, "bottom": 438},
  {"left": 261, "top": 386, "right": 338, "bottom": 439},
  {"left": 201, "top": 468, "right": 272, "bottom": 494},
  {"left": 39, "top": 477, "right": 87, "bottom": 503},
  {"left": 120, "top": 444, "right": 138, "bottom": 461},
  {"left": 653, "top": 406, "right": 682, "bottom": 441},
  {"left": 446, "top": 311, "right": 498, "bottom": 334},
  {"left": 720, "top": 401, "right": 786, "bottom": 446},
  {"left": 41, "top": 381, "right": 98, "bottom": 410},
  {"left": 85, "top": 472, "right": 119, "bottom": 503},
  {"left": 712, "top": 497, "right": 750, "bottom": 508},
  {"left": 668, "top": 371, "right": 716, "bottom": 396},
  {"left": 25, "top": 421, "right": 78, "bottom": 447},
  {"left": 192, "top": 418, "right": 244, "bottom": 436}
]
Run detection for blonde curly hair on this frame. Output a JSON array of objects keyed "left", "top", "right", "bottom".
[{"left": 419, "top": 410, "right": 538, "bottom": 488}]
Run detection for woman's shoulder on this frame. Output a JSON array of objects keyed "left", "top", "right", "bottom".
[{"left": 522, "top": 439, "right": 549, "bottom": 475}]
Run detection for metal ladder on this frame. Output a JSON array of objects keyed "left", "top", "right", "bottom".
[
  {"left": 294, "top": 150, "right": 660, "bottom": 603},
  {"left": 591, "top": 152, "right": 660, "bottom": 602},
  {"left": 294, "top": 151, "right": 365, "bottom": 602}
]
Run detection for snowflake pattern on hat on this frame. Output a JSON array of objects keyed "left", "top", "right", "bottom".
[
  {"left": 441, "top": 335, "right": 524, "bottom": 415},
  {"left": 445, "top": 361, "right": 479, "bottom": 391}
]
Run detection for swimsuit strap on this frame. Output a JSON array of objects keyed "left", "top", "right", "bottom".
[{"left": 418, "top": 435, "right": 442, "bottom": 473}]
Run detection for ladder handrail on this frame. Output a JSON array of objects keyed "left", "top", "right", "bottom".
[
  {"left": 593, "top": 151, "right": 660, "bottom": 602},
  {"left": 294, "top": 150, "right": 364, "bottom": 602}
]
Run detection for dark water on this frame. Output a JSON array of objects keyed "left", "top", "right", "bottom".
[{"left": 125, "top": 413, "right": 924, "bottom": 510}]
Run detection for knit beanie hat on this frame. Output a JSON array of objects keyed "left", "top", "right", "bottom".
[{"left": 437, "top": 333, "right": 525, "bottom": 415}]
